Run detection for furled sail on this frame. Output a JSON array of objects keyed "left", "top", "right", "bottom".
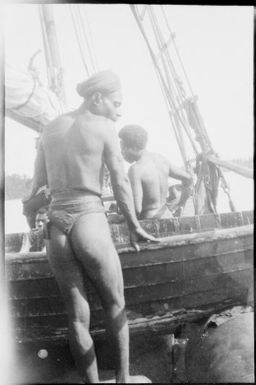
[{"left": 5, "top": 63, "right": 63, "bottom": 132}]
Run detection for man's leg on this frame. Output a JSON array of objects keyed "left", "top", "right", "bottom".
[
  {"left": 71, "top": 213, "right": 129, "bottom": 383},
  {"left": 47, "top": 225, "right": 99, "bottom": 383}
]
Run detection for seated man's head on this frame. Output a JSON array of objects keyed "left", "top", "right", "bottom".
[
  {"left": 119, "top": 125, "right": 148, "bottom": 163},
  {"left": 77, "top": 70, "right": 122, "bottom": 122},
  {"left": 35, "top": 208, "right": 48, "bottom": 229}
]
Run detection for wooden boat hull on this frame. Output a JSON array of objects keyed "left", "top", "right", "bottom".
[{"left": 6, "top": 211, "right": 253, "bottom": 344}]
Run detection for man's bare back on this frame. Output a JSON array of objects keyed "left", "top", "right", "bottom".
[
  {"left": 128, "top": 151, "right": 170, "bottom": 218},
  {"left": 42, "top": 110, "right": 116, "bottom": 196}
]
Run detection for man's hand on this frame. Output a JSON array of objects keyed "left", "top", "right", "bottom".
[
  {"left": 107, "top": 213, "right": 125, "bottom": 224},
  {"left": 130, "top": 226, "right": 160, "bottom": 252},
  {"left": 173, "top": 205, "right": 184, "bottom": 217}
]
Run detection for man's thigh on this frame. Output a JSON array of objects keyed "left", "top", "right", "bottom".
[
  {"left": 70, "top": 213, "right": 124, "bottom": 304},
  {"left": 47, "top": 225, "right": 89, "bottom": 319}
]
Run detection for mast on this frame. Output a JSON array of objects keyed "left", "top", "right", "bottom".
[{"left": 39, "top": 4, "right": 66, "bottom": 106}]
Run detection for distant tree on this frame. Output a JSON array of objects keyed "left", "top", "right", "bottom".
[{"left": 5, "top": 174, "right": 32, "bottom": 200}]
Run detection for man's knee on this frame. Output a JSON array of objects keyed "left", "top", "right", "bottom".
[
  {"left": 104, "top": 286, "right": 126, "bottom": 313},
  {"left": 69, "top": 316, "right": 90, "bottom": 330},
  {"left": 68, "top": 306, "right": 91, "bottom": 330}
]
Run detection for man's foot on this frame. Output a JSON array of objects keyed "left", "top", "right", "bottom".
[
  {"left": 101, "top": 375, "right": 152, "bottom": 383},
  {"left": 128, "top": 375, "right": 152, "bottom": 383}
]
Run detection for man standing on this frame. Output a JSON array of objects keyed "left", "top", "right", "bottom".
[
  {"left": 119, "top": 125, "right": 193, "bottom": 219},
  {"left": 30, "top": 71, "right": 157, "bottom": 383}
]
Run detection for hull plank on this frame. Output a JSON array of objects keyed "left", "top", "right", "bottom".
[
  {"left": 5, "top": 212, "right": 254, "bottom": 344},
  {"left": 9, "top": 267, "right": 252, "bottom": 320}
]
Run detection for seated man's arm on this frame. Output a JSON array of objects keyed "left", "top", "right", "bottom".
[
  {"left": 168, "top": 162, "right": 193, "bottom": 209},
  {"left": 128, "top": 166, "right": 143, "bottom": 218}
]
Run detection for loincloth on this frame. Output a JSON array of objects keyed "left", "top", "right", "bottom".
[{"left": 48, "top": 192, "right": 105, "bottom": 235}]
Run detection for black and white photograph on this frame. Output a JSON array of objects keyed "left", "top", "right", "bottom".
[{"left": 1, "top": 3, "right": 254, "bottom": 384}]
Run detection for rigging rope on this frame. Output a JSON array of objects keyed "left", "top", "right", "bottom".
[
  {"left": 148, "top": 7, "right": 183, "bottom": 104},
  {"left": 69, "top": 5, "right": 90, "bottom": 76},
  {"left": 69, "top": 5, "right": 98, "bottom": 76},
  {"left": 160, "top": 5, "right": 194, "bottom": 97},
  {"left": 130, "top": 4, "right": 239, "bottom": 214},
  {"left": 131, "top": 5, "right": 198, "bottom": 169},
  {"left": 78, "top": 5, "right": 98, "bottom": 72}
]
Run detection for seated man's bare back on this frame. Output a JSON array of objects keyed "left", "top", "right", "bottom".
[
  {"left": 119, "top": 125, "right": 193, "bottom": 219},
  {"left": 128, "top": 152, "right": 172, "bottom": 218}
]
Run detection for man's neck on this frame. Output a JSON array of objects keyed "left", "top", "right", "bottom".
[
  {"left": 75, "top": 103, "right": 101, "bottom": 119},
  {"left": 139, "top": 149, "right": 150, "bottom": 160},
  {"left": 72, "top": 101, "right": 87, "bottom": 115}
]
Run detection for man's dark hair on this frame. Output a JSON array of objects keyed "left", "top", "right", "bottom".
[{"left": 118, "top": 125, "right": 148, "bottom": 150}]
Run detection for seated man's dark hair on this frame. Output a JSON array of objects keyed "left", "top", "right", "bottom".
[{"left": 118, "top": 125, "right": 148, "bottom": 150}]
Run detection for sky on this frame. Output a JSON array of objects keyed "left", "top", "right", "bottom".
[{"left": 4, "top": 4, "right": 254, "bottom": 178}]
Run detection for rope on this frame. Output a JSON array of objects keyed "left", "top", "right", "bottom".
[
  {"left": 148, "top": 7, "right": 183, "bottom": 103},
  {"left": 69, "top": 5, "right": 90, "bottom": 76},
  {"left": 79, "top": 5, "right": 98, "bottom": 72},
  {"left": 69, "top": 5, "right": 98, "bottom": 76},
  {"left": 13, "top": 51, "right": 41, "bottom": 110},
  {"left": 160, "top": 5, "right": 194, "bottom": 96},
  {"left": 178, "top": 107, "right": 199, "bottom": 155},
  {"left": 146, "top": 5, "right": 209, "bottom": 160},
  {"left": 76, "top": 5, "right": 95, "bottom": 72},
  {"left": 148, "top": 6, "right": 187, "bottom": 106},
  {"left": 144, "top": 6, "right": 200, "bottom": 157},
  {"left": 131, "top": 5, "right": 197, "bottom": 168},
  {"left": 130, "top": 4, "right": 237, "bottom": 214},
  {"left": 218, "top": 168, "right": 236, "bottom": 212},
  {"left": 12, "top": 78, "right": 37, "bottom": 110}
]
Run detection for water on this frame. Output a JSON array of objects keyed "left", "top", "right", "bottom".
[
  {"left": 216, "top": 172, "right": 254, "bottom": 213},
  {"left": 4, "top": 173, "right": 254, "bottom": 234},
  {"left": 5, "top": 198, "right": 30, "bottom": 234}
]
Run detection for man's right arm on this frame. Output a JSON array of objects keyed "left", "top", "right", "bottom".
[
  {"left": 167, "top": 161, "right": 193, "bottom": 210},
  {"left": 104, "top": 127, "right": 140, "bottom": 231},
  {"left": 26, "top": 140, "right": 48, "bottom": 200}
]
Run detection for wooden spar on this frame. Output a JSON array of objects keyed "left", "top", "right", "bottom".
[
  {"left": 207, "top": 155, "right": 253, "bottom": 179},
  {"left": 40, "top": 4, "right": 66, "bottom": 104},
  {"left": 5, "top": 109, "right": 42, "bottom": 133}
]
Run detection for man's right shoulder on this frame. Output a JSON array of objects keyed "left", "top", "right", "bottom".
[
  {"left": 128, "top": 163, "right": 141, "bottom": 177},
  {"left": 44, "top": 114, "right": 71, "bottom": 130},
  {"left": 98, "top": 119, "right": 116, "bottom": 142}
]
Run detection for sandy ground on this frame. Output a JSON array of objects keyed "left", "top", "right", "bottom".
[
  {"left": 10, "top": 333, "right": 179, "bottom": 384},
  {"left": 8, "top": 307, "right": 253, "bottom": 384}
]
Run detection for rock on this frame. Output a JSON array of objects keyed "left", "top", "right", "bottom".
[{"left": 185, "top": 311, "right": 254, "bottom": 383}]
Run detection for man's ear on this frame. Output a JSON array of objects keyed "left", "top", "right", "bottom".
[{"left": 92, "top": 92, "right": 102, "bottom": 106}]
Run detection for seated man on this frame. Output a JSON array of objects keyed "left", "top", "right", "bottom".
[{"left": 119, "top": 125, "right": 193, "bottom": 219}]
